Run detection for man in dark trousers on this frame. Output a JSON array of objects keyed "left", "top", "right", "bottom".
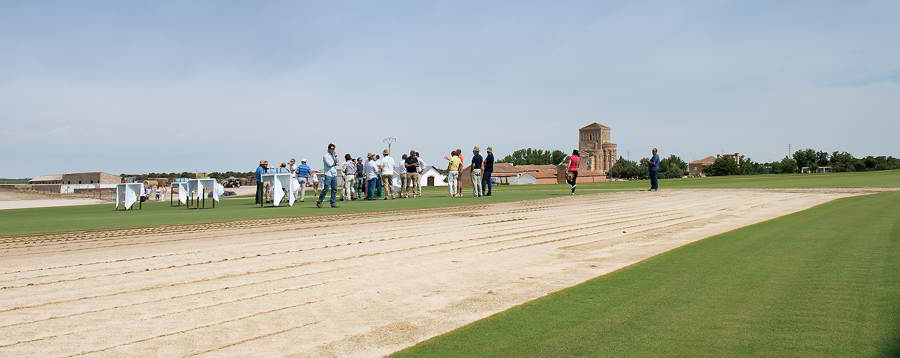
[
  {"left": 482, "top": 146, "right": 494, "bottom": 196},
  {"left": 255, "top": 160, "right": 268, "bottom": 204},
  {"left": 648, "top": 148, "right": 660, "bottom": 192}
]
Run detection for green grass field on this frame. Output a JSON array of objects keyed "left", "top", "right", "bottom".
[
  {"left": 0, "top": 170, "right": 897, "bottom": 236},
  {"left": 392, "top": 191, "right": 900, "bottom": 358}
]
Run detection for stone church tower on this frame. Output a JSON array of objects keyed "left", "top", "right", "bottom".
[{"left": 578, "top": 123, "right": 618, "bottom": 173}]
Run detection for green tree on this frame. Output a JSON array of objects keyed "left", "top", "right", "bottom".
[
  {"left": 499, "top": 148, "right": 568, "bottom": 165},
  {"left": 829, "top": 152, "right": 856, "bottom": 172},
  {"left": 608, "top": 157, "right": 643, "bottom": 179},
  {"left": 792, "top": 149, "right": 818, "bottom": 169},
  {"left": 704, "top": 157, "right": 739, "bottom": 176}
]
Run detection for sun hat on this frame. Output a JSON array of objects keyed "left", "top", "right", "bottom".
[
  {"left": 473, "top": 146, "right": 480, "bottom": 152},
  {"left": 383, "top": 149, "right": 390, "bottom": 155},
  {"left": 301, "top": 158, "right": 307, "bottom": 163},
  {"left": 486, "top": 146, "right": 493, "bottom": 152}
]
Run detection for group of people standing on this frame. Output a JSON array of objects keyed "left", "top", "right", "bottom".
[
  {"left": 255, "top": 144, "right": 429, "bottom": 208},
  {"left": 445, "top": 146, "right": 494, "bottom": 198}
]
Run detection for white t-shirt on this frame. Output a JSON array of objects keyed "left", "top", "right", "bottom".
[
  {"left": 365, "top": 160, "right": 379, "bottom": 180},
  {"left": 380, "top": 156, "right": 396, "bottom": 175}
]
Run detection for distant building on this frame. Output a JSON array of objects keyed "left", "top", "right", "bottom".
[
  {"left": 419, "top": 166, "right": 447, "bottom": 187},
  {"left": 578, "top": 123, "right": 618, "bottom": 174},
  {"left": 29, "top": 174, "right": 62, "bottom": 184},
  {"left": 689, "top": 153, "right": 743, "bottom": 177},
  {"left": 61, "top": 172, "right": 119, "bottom": 185}
]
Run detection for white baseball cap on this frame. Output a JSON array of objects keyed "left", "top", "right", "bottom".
[{"left": 301, "top": 158, "right": 307, "bottom": 163}]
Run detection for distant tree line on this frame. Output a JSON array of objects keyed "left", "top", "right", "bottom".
[
  {"left": 608, "top": 155, "right": 687, "bottom": 180},
  {"left": 605, "top": 149, "right": 898, "bottom": 179},
  {"left": 702, "top": 149, "right": 900, "bottom": 176},
  {"left": 498, "top": 148, "right": 569, "bottom": 166}
]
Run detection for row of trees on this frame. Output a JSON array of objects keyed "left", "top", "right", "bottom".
[
  {"left": 702, "top": 150, "right": 900, "bottom": 176},
  {"left": 607, "top": 155, "right": 688, "bottom": 180},
  {"left": 497, "top": 147, "right": 899, "bottom": 179},
  {"left": 498, "top": 148, "right": 569, "bottom": 166}
]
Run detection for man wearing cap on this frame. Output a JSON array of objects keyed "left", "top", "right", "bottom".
[
  {"left": 295, "top": 158, "right": 312, "bottom": 202},
  {"left": 317, "top": 143, "right": 340, "bottom": 208},
  {"left": 379, "top": 149, "right": 396, "bottom": 200},
  {"left": 255, "top": 160, "right": 268, "bottom": 204},
  {"left": 341, "top": 154, "right": 355, "bottom": 201},
  {"left": 365, "top": 153, "right": 379, "bottom": 200},
  {"left": 471, "top": 146, "right": 484, "bottom": 197},
  {"left": 482, "top": 147, "right": 494, "bottom": 196}
]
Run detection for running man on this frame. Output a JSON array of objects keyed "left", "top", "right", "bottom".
[{"left": 567, "top": 150, "right": 581, "bottom": 195}]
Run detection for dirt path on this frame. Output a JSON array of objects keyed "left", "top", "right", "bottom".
[{"left": 0, "top": 190, "right": 858, "bottom": 357}]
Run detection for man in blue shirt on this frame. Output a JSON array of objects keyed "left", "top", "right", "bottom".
[
  {"left": 482, "top": 147, "right": 494, "bottom": 196},
  {"left": 294, "top": 159, "right": 312, "bottom": 202},
  {"left": 255, "top": 160, "right": 268, "bottom": 204},
  {"left": 648, "top": 148, "right": 660, "bottom": 192}
]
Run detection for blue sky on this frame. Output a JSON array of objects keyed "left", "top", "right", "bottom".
[{"left": 2, "top": 1, "right": 899, "bottom": 177}]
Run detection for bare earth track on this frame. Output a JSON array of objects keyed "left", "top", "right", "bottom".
[{"left": 0, "top": 190, "right": 863, "bottom": 357}]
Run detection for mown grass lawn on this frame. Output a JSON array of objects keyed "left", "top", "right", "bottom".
[
  {"left": 0, "top": 170, "right": 897, "bottom": 236},
  {"left": 391, "top": 191, "right": 900, "bottom": 358}
]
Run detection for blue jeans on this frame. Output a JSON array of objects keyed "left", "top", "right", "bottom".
[
  {"left": 649, "top": 170, "right": 659, "bottom": 190},
  {"left": 318, "top": 175, "right": 337, "bottom": 206},
  {"left": 482, "top": 170, "right": 493, "bottom": 195},
  {"left": 367, "top": 178, "right": 378, "bottom": 199}
]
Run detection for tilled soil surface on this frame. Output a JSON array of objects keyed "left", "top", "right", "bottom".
[{"left": 0, "top": 190, "right": 857, "bottom": 357}]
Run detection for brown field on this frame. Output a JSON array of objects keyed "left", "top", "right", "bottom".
[{"left": 0, "top": 190, "right": 855, "bottom": 357}]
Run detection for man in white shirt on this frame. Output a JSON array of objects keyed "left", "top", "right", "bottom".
[
  {"left": 365, "top": 153, "right": 379, "bottom": 200},
  {"left": 379, "top": 149, "right": 396, "bottom": 200},
  {"left": 317, "top": 143, "right": 340, "bottom": 208},
  {"left": 415, "top": 151, "right": 426, "bottom": 196}
]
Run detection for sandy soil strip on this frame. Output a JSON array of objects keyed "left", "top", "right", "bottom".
[{"left": 0, "top": 189, "right": 860, "bottom": 357}]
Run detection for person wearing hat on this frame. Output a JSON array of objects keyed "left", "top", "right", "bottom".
[
  {"left": 482, "top": 147, "right": 494, "bottom": 196},
  {"left": 255, "top": 160, "right": 268, "bottom": 204},
  {"left": 471, "top": 146, "right": 484, "bottom": 197},
  {"left": 403, "top": 150, "right": 419, "bottom": 198},
  {"left": 295, "top": 158, "right": 312, "bottom": 202},
  {"left": 365, "top": 153, "right": 379, "bottom": 200},
  {"left": 341, "top": 154, "right": 356, "bottom": 201},
  {"left": 379, "top": 148, "right": 396, "bottom": 200}
]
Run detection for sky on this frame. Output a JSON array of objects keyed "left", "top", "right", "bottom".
[{"left": 2, "top": 0, "right": 899, "bottom": 177}]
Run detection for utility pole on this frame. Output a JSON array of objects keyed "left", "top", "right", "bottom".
[
  {"left": 383, "top": 137, "right": 397, "bottom": 156},
  {"left": 788, "top": 144, "right": 792, "bottom": 159}
]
